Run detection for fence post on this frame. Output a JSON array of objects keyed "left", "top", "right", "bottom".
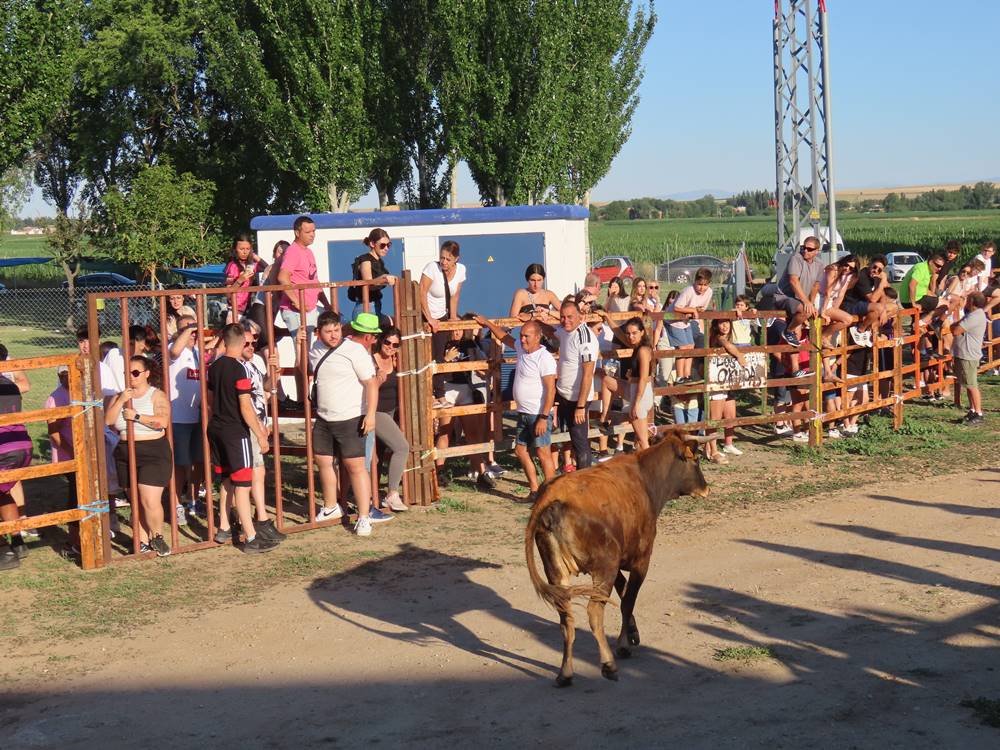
[
  {"left": 396, "top": 271, "right": 435, "bottom": 506},
  {"left": 808, "top": 317, "right": 824, "bottom": 447},
  {"left": 893, "top": 310, "right": 905, "bottom": 429},
  {"left": 73, "top": 356, "right": 104, "bottom": 569},
  {"left": 86, "top": 297, "right": 113, "bottom": 565}
]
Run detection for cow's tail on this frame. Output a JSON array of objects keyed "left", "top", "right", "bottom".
[{"left": 524, "top": 491, "right": 610, "bottom": 613}]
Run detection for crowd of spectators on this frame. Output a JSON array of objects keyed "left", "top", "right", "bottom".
[{"left": 1, "top": 220, "right": 999, "bottom": 568}]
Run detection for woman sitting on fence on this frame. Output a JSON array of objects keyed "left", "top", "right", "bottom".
[
  {"left": 421, "top": 240, "right": 466, "bottom": 408},
  {"left": 104, "top": 355, "right": 173, "bottom": 557},
  {"left": 605, "top": 276, "right": 631, "bottom": 313},
  {"left": 817, "top": 254, "right": 857, "bottom": 348},
  {"left": 351, "top": 228, "right": 396, "bottom": 319},
  {"left": 510, "top": 263, "right": 561, "bottom": 319},
  {"left": 628, "top": 277, "right": 652, "bottom": 313},
  {"left": 224, "top": 233, "right": 268, "bottom": 322},
  {"left": 371, "top": 326, "right": 409, "bottom": 514},
  {"left": 705, "top": 318, "right": 747, "bottom": 464},
  {"left": 597, "top": 312, "right": 655, "bottom": 451}
]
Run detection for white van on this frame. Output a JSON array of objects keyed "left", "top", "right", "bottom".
[{"left": 770, "top": 227, "right": 846, "bottom": 281}]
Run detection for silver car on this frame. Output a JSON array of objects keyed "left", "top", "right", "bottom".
[{"left": 885, "top": 251, "right": 923, "bottom": 282}]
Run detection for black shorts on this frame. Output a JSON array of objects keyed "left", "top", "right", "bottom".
[
  {"left": 207, "top": 425, "right": 253, "bottom": 487},
  {"left": 915, "top": 294, "right": 939, "bottom": 314},
  {"left": 313, "top": 416, "right": 366, "bottom": 460},
  {"left": 114, "top": 436, "right": 173, "bottom": 489}
]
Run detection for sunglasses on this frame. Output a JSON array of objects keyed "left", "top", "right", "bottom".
[
  {"left": 649, "top": 284, "right": 660, "bottom": 290},
  {"left": 932, "top": 263, "right": 944, "bottom": 270},
  {"left": 870, "top": 266, "right": 884, "bottom": 273},
  {"left": 129, "top": 369, "right": 146, "bottom": 378},
  {"left": 384, "top": 341, "right": 400, "bottom": 349},
  {"left": 377, "top": 241, "right": 391, "bottom": 249},
  {"left": 803, "top": 245, "right": 820, "bottom": 252}
]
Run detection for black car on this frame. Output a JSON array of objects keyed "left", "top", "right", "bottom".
[
  {"left": 62, "top": 272, "right": 137, "bottom": 289},
  {"left": 657, "top": 255, "right": 733, "bottom": 285}
]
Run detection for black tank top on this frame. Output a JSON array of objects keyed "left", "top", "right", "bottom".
[
  {"left": 377, "top": 369, "right": 399, "bottom": 414},
  {"left": 351, "top": 252, "right": 388, "bottom": 302}
]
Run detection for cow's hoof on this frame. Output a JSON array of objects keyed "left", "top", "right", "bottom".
[
  {"left": 616, "top": 646, "right": 632, "bottom": 659},
  {"left": 554, "top": 674, "right": 573, "bottom": 688},
  {"left": 601, "top": 663, "right": 619, "bottom": 681}
]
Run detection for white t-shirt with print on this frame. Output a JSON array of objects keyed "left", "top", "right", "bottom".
[
  {"left": 243, "top": 353, "right": 267, "bottom": 422},
  {"left": 421, "top": 261, "right": 467, "bottom": 320},
  {"left": 168, "top": 346, "right": 202, "bottom": 424},
  {"left": 554, "top": 324, "right": 599, "bottom": 401},
  {"left": 513, "top": 340, "right": 557, "bottom": 415},
  {"left": 312, "top": 337, "right": 376, "bottom": 422}
]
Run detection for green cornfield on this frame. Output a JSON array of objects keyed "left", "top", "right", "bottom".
[{"left": 589, "top": 210, "right": 1000, "bottom": 271}]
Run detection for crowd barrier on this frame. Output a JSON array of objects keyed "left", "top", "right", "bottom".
[
  {"left": 3, "top": 273, "right": 998, "bottom": 567},
  {"left": 0, "top": 354, "right": 104, "bottom": 569}
]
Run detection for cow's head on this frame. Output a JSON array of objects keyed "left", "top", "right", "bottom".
[{"left": 645, "top": 431, "right": 711, "bottom": 501}]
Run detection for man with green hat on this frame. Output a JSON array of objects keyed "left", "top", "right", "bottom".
[{"left": 310, "top": 311, "right": 383, "bottom": 536}]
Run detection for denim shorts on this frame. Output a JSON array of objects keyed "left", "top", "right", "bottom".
[
  {"left": 515, "top": 413, "right": 553, "bottom": 448},
  {"left": 666, "top": 322, "right": 694, "bottom": 347},
  {"left": 280, "top": 307, "right": 319, "bottom": 336}
]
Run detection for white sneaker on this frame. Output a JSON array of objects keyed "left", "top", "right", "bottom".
[
  {"left": 842, "top": 424, "right": 859, "bottom": 435},
  {"left": 354, "top": 516, "right": 372, "bottom": 537},
  {"left": 317, "top": 504, "right": 344, "bottom": 521},
  {"left": 721, "top": 444, "right": 743, "bottom": 456},
  {"left": 791, "top": 431, "right": 809, "bottom": 443},
  {"left": 773, "top": 424, "right": 793, "bottom": 435},
  {"left": 826, "top": 428, "right": 842, "bottom": 439}
]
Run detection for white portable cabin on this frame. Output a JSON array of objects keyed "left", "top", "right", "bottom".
[{"left": 250, "top": 204, "right": 590, "bottom": 320}]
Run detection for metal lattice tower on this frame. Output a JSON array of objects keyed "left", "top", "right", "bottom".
[{"left": 773, "top": 0, "right": 837, "bottom": 261}]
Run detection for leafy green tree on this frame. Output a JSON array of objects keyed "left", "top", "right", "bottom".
[
  {"left": 204, "top": 0, "right": 372, "bottom": 212},
  {"left": 0, "top": 0, "right": 78, "bottom": 173},
  {"left": 101, "top": 162, "right": 220, "bottom": 284},
  {"left": 0, "top": 166, "right": 32, "bottom": 239}
]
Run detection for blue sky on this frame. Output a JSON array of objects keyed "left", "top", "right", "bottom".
[{"left": 22, "top": 0, "right": 1000, "bottom": 216}]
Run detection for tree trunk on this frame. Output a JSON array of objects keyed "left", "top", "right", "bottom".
[
  {"left": 327, "top": 183, "right": 352, "bottom": 213},
  {"left": 449, "top": 160, "right": 458, "bottom": 208},
  {"left": 378, "top": 187, "right": 389, "bottom": 209},
  {"left": 583, "top": 190, "right": 591, "bottom": 210}
]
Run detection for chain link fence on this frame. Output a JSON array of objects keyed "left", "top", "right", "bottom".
[{"left": 0, "top": 285, "right": 234, "bottom": 359}]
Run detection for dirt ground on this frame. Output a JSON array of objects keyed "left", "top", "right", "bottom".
[{"left": 3, "top": 464, "right": 1000, "bottom": 748}]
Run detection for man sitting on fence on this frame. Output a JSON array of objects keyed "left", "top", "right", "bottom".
[
  {"left": 475, "top": 316, "right": 557, "bottom": 503},
  {"left": 774, "top": 237, "right": 824, "bottom": 348},
  {"left": 206, "top": 324, "right": 277, "bottom": 554},
  {"left": 900, "top": 252, "right": 946, "bottom": 326},
  {"left": 310, "top": 311, "right": 382, "bottom": 537}
]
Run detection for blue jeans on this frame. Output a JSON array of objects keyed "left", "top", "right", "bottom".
[
  {"left": 673, "top": 404, "right": 700, "bottom": 424},
  {"left": 352, "top": 299, "right": 383, "bottom": 320}
]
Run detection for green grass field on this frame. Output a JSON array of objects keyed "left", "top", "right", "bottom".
[{"left": 589, "top": 210, "right": 1000, "bottom": 271}]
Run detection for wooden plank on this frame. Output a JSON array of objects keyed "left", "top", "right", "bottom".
[
  {"left": 0, "top": 404, "right": 79, "bottom": 428},
  {"left": 0, "top": 459, "right": 76, "bottom": 484},
  {"left": 0, "top": 354, "right": 77, "bottom": 374},
  {"left": 0, "top": 508, "right": 87, "bottom": 535}
]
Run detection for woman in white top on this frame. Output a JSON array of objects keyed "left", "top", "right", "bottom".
[
  {"left": 509, "top": 263, "right": 561, "bottom": 319},
  {"left": 817, "top": 254, "right": 857, "bottom": 346},
  {"left": 420, "top": 240, "right": 466, "bottom": 405},
  {"left": 104, "top": 355, "right": 173, "bottom": 556}
]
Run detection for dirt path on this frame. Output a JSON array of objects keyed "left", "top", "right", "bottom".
[{"left": 5, "top": 469, "right": 1000, "bottom": 748}]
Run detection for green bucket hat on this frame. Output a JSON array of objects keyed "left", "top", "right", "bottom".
[{"left": 351, "top": 311, "right": 382, "bottom": 334}]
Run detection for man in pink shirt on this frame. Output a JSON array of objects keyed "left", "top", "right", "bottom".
[{"left": 277, "top": 215, "right": 331, "bottom": 404}]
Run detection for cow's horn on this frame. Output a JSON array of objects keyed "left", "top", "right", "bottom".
[{"left": 681, "top": 432, "right": 723, "bottom": 445}]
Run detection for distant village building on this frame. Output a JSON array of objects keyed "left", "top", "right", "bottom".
[{"left": 9, "top": 226, "right": 50, "bottom": 236}]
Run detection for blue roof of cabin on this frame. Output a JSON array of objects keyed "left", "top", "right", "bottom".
[{"left": 250, "top": 204, "right": 589, "bottom": 231}]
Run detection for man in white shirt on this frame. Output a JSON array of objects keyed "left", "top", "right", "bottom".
[
  {"left": 543, "top": 299, "right": 598, "bottom": 469},
  {"left": 475, "top": 316, "right": 556, "bottom": 501},
  {"left": 310, "top": 311, "right": 381, "bottom": 536}
]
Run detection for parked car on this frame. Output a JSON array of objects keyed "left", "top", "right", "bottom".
[
  {"left": 770, "top": 227, "right": 846, "bottom": 281},
  {"left": 658, "top": 254, "right": 733, "bottom": 285},
  {"left": 590, "top": 256, "right": 635, "bottom": 284},
  {"left": 63, "top": 272, "right": 137, "bottom": 289},
  {"left": 885, "top": 251, "right": 923, "bottom": 282}
]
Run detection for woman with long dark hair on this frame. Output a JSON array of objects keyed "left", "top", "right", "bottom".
[
  {"left": 596, "top": 313, "right": 655, "bottom": 451},
  {"left": 350, "top": 228, "right": 396, "bottom": 318},
  {"left": 224, "top": 233, "right": 267, "bottom": 321},
  {"left": 371, "top": 326, "right": 409, "bottom": 513},
  {"left": 509, "top": 263, "right": 561, "bottom": 318},
  {"left": 420, "top": 240, "right": 465, "bottom": 407},
  {"left": 104, "top": 355, "right": 173, "bottom": 556},
  {"left": 605, "top": 276, "right": 631, "bottom": 313}
]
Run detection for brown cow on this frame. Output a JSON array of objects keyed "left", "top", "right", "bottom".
[{"left": 525, "top": 430, "right": 711, "bottom": 686}]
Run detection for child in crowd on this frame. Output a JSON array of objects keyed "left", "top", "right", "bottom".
[
  {"left": 705, "top": 318, "right": 746, "bottom": 463},
  {"left": 731, "top": 295, "right": 759, "bottom": 345},
  {"left": 841, "top": 337, "right": 872, "bottom": 436}
]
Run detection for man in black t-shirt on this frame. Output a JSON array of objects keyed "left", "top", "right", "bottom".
[
  {"left": 207, "top": 324, "right": 275, "bottom": 553},
  {"left": 843, "top": 255, "right": 889, "bottom": 344}
]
